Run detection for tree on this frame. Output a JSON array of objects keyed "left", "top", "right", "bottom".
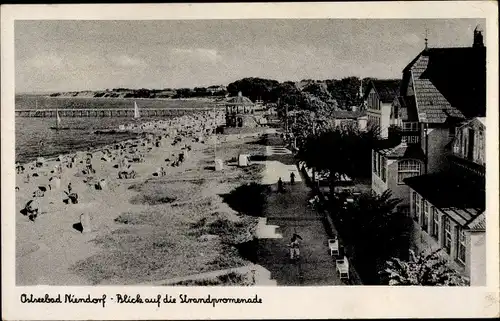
[
  {"left": 297, "top": 125, "right": 380, "bottom": 188},
  {"left": 302, "top": 82, "right": 337, "bottom": 107},
  {"left": 173, "top": 88, "right": 193, "bottom": 98},
  {"left": 226, "top": 77, "right": 280, "bottom": 102},
  {"left": 335, "top": 190, "right": 409, "bottom": 284},
  {"left": 193, "top": 87, "right": 208, "bottom": 97},
  {"left": 381, "top": 249, "right": 470, "bottom": 286},
  {"left": 274, "top": 82, "right": 306, "bottom": 117},
  {"left": 326, "top": 77, "right": 362, "bottom": 109},
  {"left": 343, "top": 190, "right": 404, "bottom": 250}
]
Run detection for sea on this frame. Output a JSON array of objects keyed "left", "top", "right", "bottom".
[{"left": 14, "top": 95, "right": 213, "bottom": 164}]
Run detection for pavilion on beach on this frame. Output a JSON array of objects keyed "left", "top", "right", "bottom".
[{"left": 225, "top": 92, "right": 256, "bottom": 127}]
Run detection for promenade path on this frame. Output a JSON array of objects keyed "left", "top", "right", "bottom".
[{"left": 253, "top": 133, "right": 347, "bottom": 285}]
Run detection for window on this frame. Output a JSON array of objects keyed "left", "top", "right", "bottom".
[
  {"left": 369, "top": 92, "right": 378, "bottom": 110},
  {"left": 460, "top": 129, "right": 465, "bottom": 156},
  {"left": 411, "top": 191, "right": 418, "bottom": 221},
  {"left": 381, "top": 156, "right": 387, "bottom": 182},
  {"left": 372, "top": 150, "right": 377, "bottom": 174},
  {"left": 467, "top": 129, "right": 475, "bottom": 160},
  {"left": 457, "top": 228, "right": 466, "bottom": 264},
  {"left": 376, "top": 153, "right": 381, "bottom": 176},
  {"left": 443, "top": 217, "right": 452, "bottom": 254},
  {"left": 397, "top": 160, "right": 421, "bottom": 184},
  {"left": 402, "top": 122, "right": 419, "bottom": 132},
  {"left": 477, "top": 130, "right": 485, "bottom": 164},
  {"left": 415, "top": 193, "right": 421, "bottom": 224},
  {"left": 432, "top": 207, "right": 440, "bottom": 240},
  {"left": 422, "top": 200, "right": 429, "bottom": 232}
]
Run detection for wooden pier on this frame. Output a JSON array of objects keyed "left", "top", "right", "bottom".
[{"left": 15, "top": 107, "right": 224, "bottom": 118}]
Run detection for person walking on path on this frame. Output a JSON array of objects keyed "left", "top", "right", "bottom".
[
  {"left": 290, "top": 172, "right": 295, "bottom": 185},
  {"left": 277, "top": 177, "right": 284, "bottom": 193},
  {"left": 289, "top": 232, "right": 303, "bottom": 260}
]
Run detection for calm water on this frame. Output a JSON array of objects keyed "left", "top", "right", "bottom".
[{"left": 15, "top": 95, "right": 211, "bottom": 163}]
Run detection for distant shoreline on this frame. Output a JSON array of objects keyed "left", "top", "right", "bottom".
[{"left": 17, "top": 94, "right": 220, "bottom": 103}]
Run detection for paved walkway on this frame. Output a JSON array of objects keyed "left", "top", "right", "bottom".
[{"left": 254, "top": 133, "right": 348, "bottom": 285}]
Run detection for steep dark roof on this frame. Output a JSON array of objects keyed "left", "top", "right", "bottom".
[
  {"left": 404, "top": 171, "right": 485, "bottom": 227},
  {"left": 226, "top": 95, "right": 253, "bottom": 105},
  {"left": 365, "top": 79, "right": 401, "bottom": 103},
  {"left": 405, "top": 47, "right": 486, "bottom": 123}
]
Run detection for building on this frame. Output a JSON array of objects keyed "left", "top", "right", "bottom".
[
  {"left": 364, "top": 79, "right": 401, "bottom": 138},
  {"left": 371, "top": 28, "right": 486, "bottom": 210},
  {"left": 224, "top": 92, "right": 256, "bottom": 127},
  {"left": 404, "top": 117, "right": 486, "bottom": 285},
  {"left": 330, "top": 110, "right": 368, "bottom": 131},
  {"left": 207, "top": 85, "right": 227, "bottom": 94},
  {"left": 371, "top": 27, "right": 487, "bottom": 285}
]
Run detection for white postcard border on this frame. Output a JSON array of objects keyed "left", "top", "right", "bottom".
[{"left": 1, "top": 2, "right": 499, "bottom": 319}]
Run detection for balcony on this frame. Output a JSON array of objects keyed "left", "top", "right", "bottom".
[{"left": 401, "top": 135, "right": 420, "bottom": 145}]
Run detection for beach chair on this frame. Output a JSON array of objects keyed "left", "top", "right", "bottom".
[
  {"left": 328, "top": 238, "right": 339, "bottom": 256},
  {"left": 336, "top": 256, "right": 350, "bottom": 280}
]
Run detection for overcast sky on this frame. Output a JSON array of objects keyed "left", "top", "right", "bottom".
[{"left": 15, "top": 19, "right": 484, "bottom": 93}]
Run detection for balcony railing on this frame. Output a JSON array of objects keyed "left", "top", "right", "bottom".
[{"left": 401, "top": 135, "right": 420, "bottom": 144}]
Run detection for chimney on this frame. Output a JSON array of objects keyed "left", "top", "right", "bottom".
[
  {"left": 424, "top": 28, "right": 429, "bottom": 51},
  {"left": 473, "top": 26, "right": 484, "bottom": 48}
]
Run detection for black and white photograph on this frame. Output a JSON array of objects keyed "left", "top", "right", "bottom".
[{"left": 2, "top": 2, "right": 499, "bottom": 319}]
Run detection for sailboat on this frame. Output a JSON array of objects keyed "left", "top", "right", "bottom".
[
  {"left": 133, "top": 101, "right": 140, "bottom": 119},
  {"left": 50, "top": 109, "right": 70, "bottom": 130}
]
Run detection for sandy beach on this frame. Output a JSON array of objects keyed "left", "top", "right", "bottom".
[{"left": 15, "top": 110, "right": 271, "bottom": 285}]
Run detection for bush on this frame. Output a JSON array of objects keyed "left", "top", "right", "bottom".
[
  {"left": 129, "top": 193, "right": 175, "bottom": 205},
  {"left": 221, "top": 183, "right": 268, "bottom": 217},
  {"left": 381, "top": 249, "right": 470, "bottom": 286},
  {"left": 129, "top": 181, "right": 200, "bottom": 205},
  {"left": 203, "top": 217, "right": 258, "bottom": 244}
]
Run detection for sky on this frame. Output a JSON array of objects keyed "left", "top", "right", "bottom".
[{"left": 15, "top": 19, "right": 485, "bottom": 93}]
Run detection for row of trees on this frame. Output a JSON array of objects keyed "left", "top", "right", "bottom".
[
  {"left": 172, "top": 87, "right": 227, "bottom": 98},
  {"left": 226, "top": 76, "right": 367, "bottom": 114}
]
